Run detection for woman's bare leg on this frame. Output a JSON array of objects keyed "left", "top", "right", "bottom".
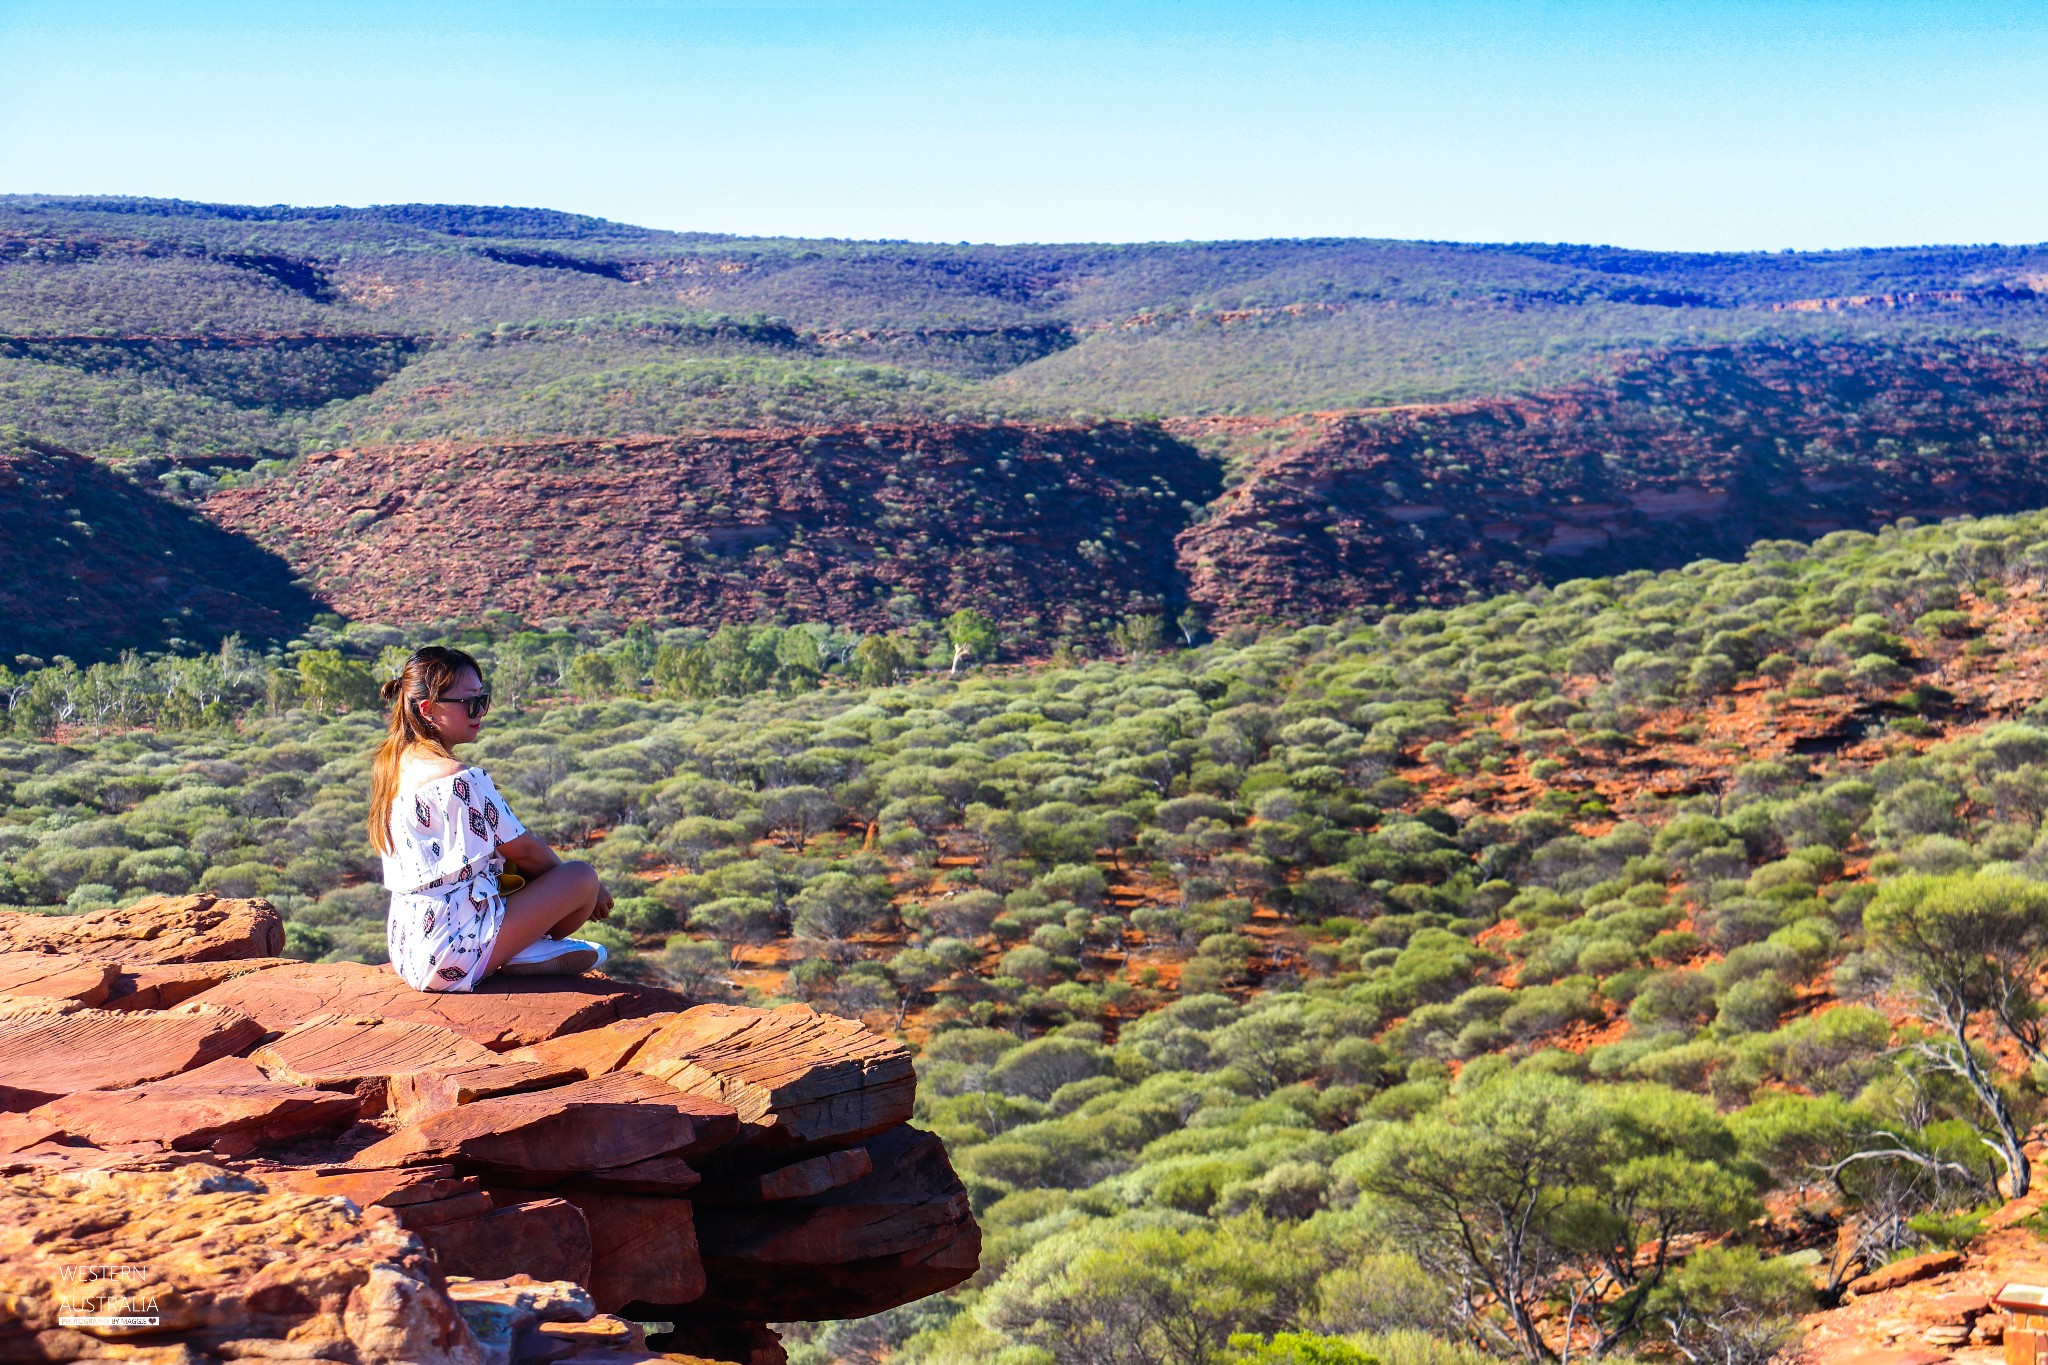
[{"left": 485, "top": 861, "right": 601, "bottom": 974}]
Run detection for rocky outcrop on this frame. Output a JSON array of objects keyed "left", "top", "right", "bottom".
[
  {"left": 1846, "top": 1249, "right": 1965, "bottom": 1297},
  {"left": 621, "top": 1004, "right": 916, "bottom": 1155},
  {"left": 0, "top": 896, "right": 979, "bottom": 1364},
  {"left": 0, "top": 1160, "right": 481, "bottom": 1365},
  {"left": 690, "top": 1125, "right": 983, "bottom": 1321},
  {"left": 0, "top": 893, "right": 284, "bottom": 963},
  {"left": 193, "top": 957, "right": 690, "bottom": 1047}
]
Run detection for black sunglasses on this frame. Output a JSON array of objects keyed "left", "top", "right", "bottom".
[{"left": 437, "top": 692, "right": 493, "bottom": 720}]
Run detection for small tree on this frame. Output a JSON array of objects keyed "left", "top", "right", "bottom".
[
  {"left": 1359, "top": 1073, "right": 1760, "bottom": 1360},
  {"left": 854, "top": 634, "right": 910, "bottom": 686},
  {"left": 706, "top": 624, "right": 780, "bottom": 695},
  {"left": 774, "top": 627, "right": 824, "bottom": 692},
  {"left": 980, "top": 1216, "right": 1321, "bottom": 1365},
  {"left": 1111, "top": 613, "right": 1166, "bottom": 658},
  {"left": 294, "top": 650, "right": 379, "bottom": 714},
  {"left": 689, "top": 896, "right": 776, "bottom": 966},
  {"left": 790, "top": 872, "right": 886, "bottom": 955},
  {"left": 944, "top": 609, "right": 997, "bottom": 675},
  {"left": 1865, "top": 871, "right": 2048, "bottom": 1196},
  {"left": 761, "top": 784, "right": 841, "bottom": 852},
  {"left": 1359, "top": 1072, "right": 1607, "bottom": 1359},
  {"left": 564, "top": 650, "right": 617, "bottom": 698},
  {"left": 1647, "top": 1246, "right": 1812, "bottom": 1365},
  {"left": 613, "top": 624, "right": 657, "bottom": 687},
  {"left": 659, "top": 936, "right": 728, "bottom": 996},
  {"left": 886, "top": 947, "right": 948, "bottom": 1027},
  {"left": 652, "top": 643, "right": 713, "bottom": 698}
]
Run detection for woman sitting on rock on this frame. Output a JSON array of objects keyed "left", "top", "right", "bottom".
[{"left": 367, "top": 645, "right": 613, "bottom": 991}]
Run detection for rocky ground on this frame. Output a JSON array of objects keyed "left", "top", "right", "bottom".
[
  {"left": 1789, "top": 1194, "right": 2048, "bottom": 1364},
  {"left": 0, "top": 895, "right": 978, "bottom": 1364}
]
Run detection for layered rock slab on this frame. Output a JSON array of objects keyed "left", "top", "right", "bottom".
[
  {"left": 388, "top": 1058, "right": 585, "bottom": 1124},
  {"left": 352, "top": 1070, "right": 740, "bottom": 1174},
  {"left": 253, "top": 1013, "right": 503, "bottom": 1083},
  {"left": 30, "top": 1077, "right": 361, "bottom": 1154},
  {"left": 196, "top": 960, "right": 688, "bottom": 1050},
  {"left": 0, "top": 951, "right": 116, "bottom": 1006},
  {"left": 103, "top": 957, "right": 290, "bottom": 1010},
  {"left": 0, "top": 1004, "right": 265, "bottom": 1110},
  {"left": 507, "top": 1016, "right": 666, "bottom": 1075},
  {"left": 626, "top": 1004, "right": 915, "bottom": 1153},
  {"left": 0, "top": 894, "right": 284, "bottom": 964}
]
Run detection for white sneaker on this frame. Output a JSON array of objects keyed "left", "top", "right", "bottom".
[{"left": 500, "top": 936, "right": 607, "bottom": 977}]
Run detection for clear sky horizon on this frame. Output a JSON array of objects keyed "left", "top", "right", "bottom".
[{"left": 2, "top": 1, "right": 2043, "bottom": 251}]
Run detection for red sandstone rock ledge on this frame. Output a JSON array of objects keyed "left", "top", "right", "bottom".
[{"left": 0, "top": 895, "right": 980, "bottom": 1365}]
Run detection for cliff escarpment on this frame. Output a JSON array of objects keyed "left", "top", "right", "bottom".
[
  {"left": 189, "top": 340, "right": 2048, "bottom": 644},
  {"left": 1179, "top": 340, "right": 2048, "bottom": 624},
  {"left": 205, "top": 421, "right": 1221, "bottom": 634}
]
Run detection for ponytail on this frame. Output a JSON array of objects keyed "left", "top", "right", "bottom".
[{"left": 367, "top": 646, "right": 484, "bottom": 855}]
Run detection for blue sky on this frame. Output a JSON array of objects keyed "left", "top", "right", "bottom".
[{"left": 1, "top": 1, "right": 2042, "bottom": 249}]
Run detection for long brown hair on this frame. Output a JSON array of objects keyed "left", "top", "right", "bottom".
[{"left": 367, "top": 646, "right": 484, "bottom": 855}]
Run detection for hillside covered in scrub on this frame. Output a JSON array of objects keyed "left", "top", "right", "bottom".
[
  {"left": 6, "top": 194, "right": 2048, "bottom": 475},
  {"left": 15, "top": 509, "right": 2048, "bottom": 1358},
  {"left": 0, "top": 431, "right": 322, "bottom": 660},
  {"left": 12, "top": 196, "right": 2048, "bottom": 661},
  {"left": 201, "top": 421, "right": 1220, "bottom": 639}
]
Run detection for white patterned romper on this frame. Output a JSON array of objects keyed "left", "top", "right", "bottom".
[{"left": 382, "top": 765, "right": 528, "bottom": 992}]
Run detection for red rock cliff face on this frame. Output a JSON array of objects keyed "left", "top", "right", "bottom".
[
  {"left": 1177, "top": 341, "right": 2048, "bottom": 624},
  {"left": 205, "top": 421, "right": 1221, "bottom": 635}
]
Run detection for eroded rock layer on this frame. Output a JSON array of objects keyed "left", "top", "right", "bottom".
[{"left": 0, "top": 896, "right": 979, "bottom": 1365}]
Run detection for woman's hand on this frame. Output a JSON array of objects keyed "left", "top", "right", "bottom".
[{"left": 592, "top": 883, "right": 614, "bottom": 920}]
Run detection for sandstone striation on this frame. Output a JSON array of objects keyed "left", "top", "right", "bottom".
[
  {"left": 0, "top": 1004, "right": 266, "bottom": 1110},
  {"left": 0, "top": 896, "right": 979, "bottom": 1364},
  {"left": 195, "top": 958, "right": 689, "bottom": 1048},
  {"left": 624, "top": 1004, "right": 915, "bottom": 1154}
]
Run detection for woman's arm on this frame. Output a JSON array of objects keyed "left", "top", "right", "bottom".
[
  {"left": 498, "top": 831, "right": 612, "bottom": 919},
  {"left": 498, "top": 831, "right": 563, "bottom": 877}
]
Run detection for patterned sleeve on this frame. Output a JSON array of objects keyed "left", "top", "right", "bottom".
[
  {"left": 464, "top": 767, "right": 528, "bottom": 845},
  {"left": 431, "top": 767, "right": 526, "bottom": 871}
]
